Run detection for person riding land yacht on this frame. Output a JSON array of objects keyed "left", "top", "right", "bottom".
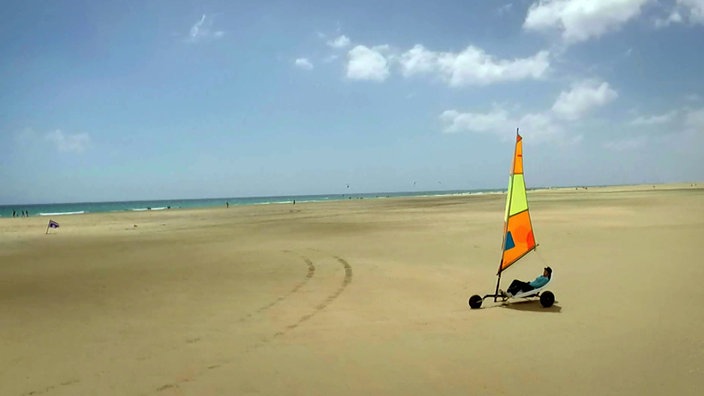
[{"left": 503, "top": 267, "right": 552, "bottom": 297}]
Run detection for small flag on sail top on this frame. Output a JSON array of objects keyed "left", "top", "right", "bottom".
[{"left": 46, "top": 219, "right": 60, "bottom": 234}]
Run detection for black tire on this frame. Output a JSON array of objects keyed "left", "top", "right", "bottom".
[
  {"left": 469, "top": 295, "right": 483, "bottom": 309},
  {"left": 540, "top": 291, "right": 555, "bottom": 308}
]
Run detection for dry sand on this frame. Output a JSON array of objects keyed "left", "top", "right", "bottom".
[{"left": 1, "top": 184, "right": 703, "bottom": 395}]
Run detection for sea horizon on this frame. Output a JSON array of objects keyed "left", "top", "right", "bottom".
[
  {"left": 0, "top": 188, "right": 501, "bottom": 218},
  {"left": 2, "top": 181, "right": 698, "bottom": 218}
]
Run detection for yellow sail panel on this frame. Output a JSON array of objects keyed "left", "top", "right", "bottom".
[
  {"left": 507, "top": 174, "right": 528, "bottom": 217},
  {"left": 498, "top": 133, "right": 536, "bottom": 274}
]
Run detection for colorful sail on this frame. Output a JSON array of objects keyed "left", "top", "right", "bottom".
[{"left": 498, "top": 132, "right": 536, "bottom": 274}]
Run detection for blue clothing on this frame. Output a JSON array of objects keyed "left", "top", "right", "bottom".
[{"left": 529, "top": 275, "right": 550, "bottom": 288}]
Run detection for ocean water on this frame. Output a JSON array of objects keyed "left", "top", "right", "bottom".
[{"left": 0, "top": 189, "right": 500, "bottom": 218}]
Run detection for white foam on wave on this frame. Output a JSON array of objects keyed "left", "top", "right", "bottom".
[
  {"left": 131, "top": 207, "right": 167, "bottom": 211},
  {"left": 253, "top": 201, "right": 292, "bottom": 205},
  {"left": 38, "top": 211, "right": 86, "bottom": 216}
]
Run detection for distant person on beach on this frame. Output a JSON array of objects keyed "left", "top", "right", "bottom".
[
  {"left": 503, "top": 267, "right": 552, "bottom": 297},
  {"left": 226, "top": 201, "right": 229, "bottom": 208}
]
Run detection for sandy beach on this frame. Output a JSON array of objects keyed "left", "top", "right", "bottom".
[{"left": 1, "top": 183, "right": 703, "bottom": 395}]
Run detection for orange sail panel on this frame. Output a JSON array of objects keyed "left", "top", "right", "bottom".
[{"left": 498, "top": 134, "right": 536, "bottom": 274}]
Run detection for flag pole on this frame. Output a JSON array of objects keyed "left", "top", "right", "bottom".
[{"left": 46, "top": 219, "right": 55, "bottom": 234}]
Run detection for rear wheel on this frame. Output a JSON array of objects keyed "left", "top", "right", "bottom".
[
  {"left": 469, "top": 295, "right": 483, "bottom": 309},
  {"left": 540, "top": 291, "right": 555, "bottom": 308}
]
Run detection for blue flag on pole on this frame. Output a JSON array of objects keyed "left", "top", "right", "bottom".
[{"left": 48, "top": 220, "right": 60, "bottom": 228}]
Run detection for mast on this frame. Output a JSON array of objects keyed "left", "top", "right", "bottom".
[{"left": 494, "top": 128, "right": 520, "bottom": 300}]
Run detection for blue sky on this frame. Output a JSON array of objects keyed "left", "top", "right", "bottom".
[{"left": 2, "top": 0, "right": 703, "bottom": 204}]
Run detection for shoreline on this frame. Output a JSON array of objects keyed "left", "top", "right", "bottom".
[{"left": 1, "top": 182, "right": 701, "bottom": 219}]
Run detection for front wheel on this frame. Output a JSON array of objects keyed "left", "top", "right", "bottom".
[
  {"left": 540, "top": 291, "right": 555, "bottom": 308},
  {"left": 469, "top": 295, "right": 483, "bottom": 309}
]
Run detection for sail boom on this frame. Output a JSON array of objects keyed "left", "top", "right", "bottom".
[{"left": 497, "top": 245, "right": 537, "bottom": 275}]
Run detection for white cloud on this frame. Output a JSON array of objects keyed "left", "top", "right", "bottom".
[
  {"left": 346, "top": 45, "right": 390, "bottom": 81},
  {"left": 524, "top": 0, "right": 649, "bottom": 44},
  {"left": 605, "top": 106, "right": 704, "bottom": 151},
  {"left": 551, "top": 80, "right": 618, "bottom": 120},
  {"left": 683, "top": 0, "right": 704, "bottom": 24},
  {"left": 603, "top": 136, "right": 649, "bottom": 151},
  {"left": 399, "top": 44, "right": 550, "bottom": 86},
  {"left": 518, "top": 112, "right": 566, "bottom": 141},
  {"left": 629, "top": 110, "right": 678, "bottom": 126},
  {"left": 684, "top": 107, "right": 704, "bottom": 130},
  {"left": 655, "top": 10, "right": 683, "bottom": 27},
  {"left": 294, "top": 58, "right": 314, "bottom": 70},
  {"left": 685, "top": 93, "right": 702, "bottom": 102},
  {"left": 440, "top": 108, "right": 512, "bottom": 134},
  {"left": 440, "top": 108, "right": 568, "bottom": 143},
  {"left": 327, "top": 35, "right": 351, "bottom": 48},
  {"left": 657, "top": 0, "right": 704, "bottom": 26},
  {"left": 186, "top": 14, "right": 225, "bottom": 43},
  {"left": 341, "top": 41, "right": 548, "bottom": 86},
  {"left": 498, "top": 3, "right": 514, "bottom": 15},
  {"left": 440, "top": 107, "right": 581, "bottom": 143},
  {"left": 439, "top": 79, "right": 618, "bottom": 143},
  {"left": 45, "top": 130, "right": 91, "bottom": 153},
  {"left": 399, "top": 45, "right": 439, "bottom": 77}
]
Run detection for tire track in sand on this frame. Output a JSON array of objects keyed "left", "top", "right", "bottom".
[
  {"left": 272, "top": 255, "right": 352, "bottom": 337},
  {"left": 236, "top": 250, "right": 315, "bottom": 323},
  {"left": 154, "top": 253, "right": 353, "bottom": 394}
]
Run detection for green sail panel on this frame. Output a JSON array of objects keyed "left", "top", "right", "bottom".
[
  {"left": 509, "top": 174, "right": 528, "bottom": 216},
  {"left": 504, "top": 174, "right": 528, "bottom": 219}
]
